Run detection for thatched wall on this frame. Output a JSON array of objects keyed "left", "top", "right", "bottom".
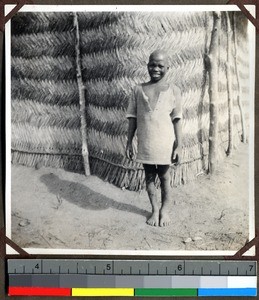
[
  {"left": 11, "top": 12, "right": 84, "bottom": 172},
  {"left": 11, "top": 11, "right": 250, "bottom": 190}
]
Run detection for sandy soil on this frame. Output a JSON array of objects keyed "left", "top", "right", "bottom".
[{"left": 10, "top": 143, "right": 251, "bottom": 252}]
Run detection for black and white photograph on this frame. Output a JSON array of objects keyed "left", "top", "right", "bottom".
[{"left": 5, "top": 5, "right": 255, "bottom": 255}]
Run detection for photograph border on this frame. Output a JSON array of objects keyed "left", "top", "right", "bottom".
[{"left": 5, "top": 4, "right": 256, "bottom": 256}]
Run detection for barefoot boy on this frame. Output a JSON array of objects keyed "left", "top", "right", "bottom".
[{"left": 126, "top": 50, "right": 182, "bottom": 227}]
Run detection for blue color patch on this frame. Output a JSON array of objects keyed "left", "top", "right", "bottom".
[{"left": 198, "top": 288, "right": 257, "bottom": 296}]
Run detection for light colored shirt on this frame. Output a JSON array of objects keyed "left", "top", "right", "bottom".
[{"left": 126, "top": 84, "right": 182, "bottom": 165}]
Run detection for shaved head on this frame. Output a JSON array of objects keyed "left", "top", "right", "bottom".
[{"left": 149, "top": 50, "right": 169, "bottom": 64}]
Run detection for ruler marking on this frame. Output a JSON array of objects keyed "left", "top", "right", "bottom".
[{"left": 8, "top": 259, "right": 257, "bottom": 278}]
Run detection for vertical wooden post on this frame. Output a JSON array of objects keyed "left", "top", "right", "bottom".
[
  {"left": 232, "top": 13, "right": 247, "bottom": 143},
  {"left": 208, "top": 11, "right": 220, "bottom": 174},
  {"left": 74, "top": 12, "right": 90, "bottom": 176},
  {"left": 226, "top": 12, "right": 234, "bottom": 156}
]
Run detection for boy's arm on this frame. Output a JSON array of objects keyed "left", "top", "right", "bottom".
[
  {"left": 171, "top": 85, "right": 182, "bottom": 164},
  {"left": 172, "top": 118, "right": 182, "bottom": 164},
  {"left": 126, "top": 86, "right": 137, "bottom": 160},
  {"left": 126, "top": 117, "right": 137, "bottom": 160}
]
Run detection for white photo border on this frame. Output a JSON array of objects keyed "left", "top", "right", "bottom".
[{"left": 5, "top": 4, "right": 256, "bottom": 256}]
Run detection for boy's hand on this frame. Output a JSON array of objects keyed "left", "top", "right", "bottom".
[
  {"left": 171, "top": 141, "right": 182, "bottom": 165},
  {"left": 126, "top": 142, "right": 135, "bottom": 160}
]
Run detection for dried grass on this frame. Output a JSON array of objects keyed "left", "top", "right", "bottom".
[
  {"left": 12, "top": 56, "right": 76, "bottom": 81},
  {"left": 12, "top": 123, "right": 82, "bottom": 155},
  {"left": 12, "top": 150, "right": 84, "bottom": 172},
  {"left": 11, "top": 31, "right": 75, "bottom": 58},
  {"left": 12, "top": 78, "right": 79, "bottom": 106},
  {"left": 11, "top": 12, "right": 74, "bottom": 35},
  {"left": 12, "top": 99, "right": 80, "bottom": 128}
]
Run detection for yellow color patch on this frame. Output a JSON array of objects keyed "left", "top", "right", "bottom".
[{"left": 72, "top": 288, "right": 134, "bottom": 297}]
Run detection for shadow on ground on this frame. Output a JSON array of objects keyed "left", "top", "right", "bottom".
[{"left": 40, "top": 173, "right": 149, "bottom": 218}]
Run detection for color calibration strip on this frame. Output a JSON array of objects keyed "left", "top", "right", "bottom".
[
  {"left": 8, "top": 260, "right": 257, "bottom": 297},
  {"left": 8, "top": 287, "right": 257, "bottom": 297}
]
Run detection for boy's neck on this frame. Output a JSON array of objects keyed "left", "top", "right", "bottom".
[{"left": 148, "top": 76, "right": 167, "bottom": 85}]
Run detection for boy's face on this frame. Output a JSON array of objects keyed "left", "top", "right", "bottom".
[{"left": 148, "top": 53, "right": 169, "bottom": 83}]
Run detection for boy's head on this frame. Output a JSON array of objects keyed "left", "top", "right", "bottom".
[{"left": 148, "top": 50, "right": 169, "bottom": 82}]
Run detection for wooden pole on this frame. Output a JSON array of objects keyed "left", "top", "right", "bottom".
[
  {"left": 232, "top": 13, "right": 247, "bottom": 143},
  {"left": 208, "top": 11, "right": 220, "bottom": 174},
  {"left": 226, "top": 12, "right": 234, "bottom": 156},
  {"left": 74, "top": 12, "right": 90, "bottom": 176}
]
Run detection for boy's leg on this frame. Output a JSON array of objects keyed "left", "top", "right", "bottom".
[
  {"left": 157, "top": 165, "right": 171, "bottom": 227},
  {"left": 143, "top": 164, "right": 159, "bottom": 226}
]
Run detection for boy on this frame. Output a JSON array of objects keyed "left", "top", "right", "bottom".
[{"left": 126, "top": 50, "right": 182, "bottom": 227}]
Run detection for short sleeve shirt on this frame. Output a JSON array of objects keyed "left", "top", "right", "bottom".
[{"left": 126, "top": 84, "right": 182, "bottom": 164}]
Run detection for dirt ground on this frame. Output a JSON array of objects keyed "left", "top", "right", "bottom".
[{"left": 10, "top": 143, "right": 251, "bottom": 253}]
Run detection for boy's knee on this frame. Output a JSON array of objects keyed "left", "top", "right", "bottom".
[
  {"left": 159, "top": 173, "right": 170, "bottom": 183},
  {"left": 146, "top": 185, "right": 155, "bottom": 195},
  {"left": 157, "top": 166, "right": 170, "bottom": 182}
]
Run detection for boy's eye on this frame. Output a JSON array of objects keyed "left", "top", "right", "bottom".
[{"left": 149, "top": 64, "right": 164, "bottom": 68}]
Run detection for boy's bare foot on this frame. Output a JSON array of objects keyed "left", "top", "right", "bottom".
[
  {"left": 147, "top": 212, "right": 159, "bottom": 226},
  {"left": 159, "top": 209, "right": 171, "bottom": 227}
]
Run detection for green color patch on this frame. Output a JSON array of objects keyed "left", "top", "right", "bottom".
[{"left": 135, "top": 288, "right": 198, "bottom": 297}]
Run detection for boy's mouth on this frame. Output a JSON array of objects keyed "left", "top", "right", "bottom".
[{"left": 151, "top": 72, "right": 161, "bottom": 77}]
